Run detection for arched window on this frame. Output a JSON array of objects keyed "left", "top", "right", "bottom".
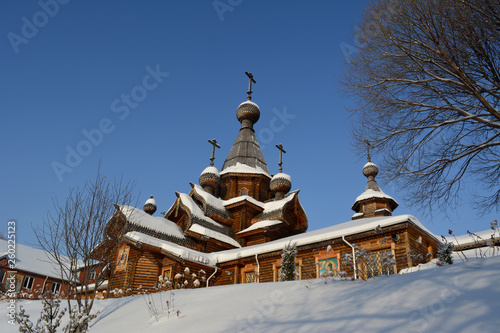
[{"left": 241, "top": 189, "right": 247, "bottom": 195}]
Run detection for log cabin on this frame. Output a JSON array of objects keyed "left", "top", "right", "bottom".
[{"left": 93, "top": 74, "right": 443, "bottom": 297}]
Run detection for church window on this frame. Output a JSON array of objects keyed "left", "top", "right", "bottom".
[
  {"left": 241, "top": 189, "right": 247, "bottom": 196},
  {"left": 244, "top": 271, "right": 255, "bottom": 283},
  {"left": 89, "top": 269, "right": 96, "bottom": 280},
  {"left": 162, "top": 268, "right": 172, "bottom": 281}
]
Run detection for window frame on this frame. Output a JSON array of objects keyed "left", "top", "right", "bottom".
[
  {"left": 51, "top": 282, "right": 61, "bottom": 294},
  {"left": 22, "top": 276, "right": 34, "bottom": 290}
]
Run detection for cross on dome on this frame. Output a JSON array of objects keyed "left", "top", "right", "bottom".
[
  {"left": 275, "top": 143, "right": 287, "bottom": 173},
  {"left": 245, "top": 71, "right": 256, "bottom": 100},
  {"left": 364, "top": 139, "right": 372, "bottom": 163},
  {"left": 208, "top": 138, "right": 221, "bottom": 166}
]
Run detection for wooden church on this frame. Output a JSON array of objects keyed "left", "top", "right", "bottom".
[{"left": 88, "top": 73, "right": 441, "bottom": 297}]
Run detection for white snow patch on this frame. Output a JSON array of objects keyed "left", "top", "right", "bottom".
[
  {"left": 443, "top": 229, "right": 500, "bottom": 246},
  {"left": 223, "top": 195, "right": 265, "bottom": 209},
  {"left": 145, "top": 197, "right": 156, "bottom": 206},
  {"left": 75, "top": 280, "right": 108, "bottom": 292},
  {"left": 353, "top": 189, "right": 398, "bottom": 205},
  {"left": 8, "top": 256, "right": 499, "bottom": 333},
  {"left": 219, "top": 162, "right": 271, "bottom": 177},
  {"left": 200, "top": 166, "right": 219, "bottom": 176},
  {"left": 237, "top": 220, "right": 283, "bottom": 234},
  {"left": 271, "top": 172, "right": 291, "bottom": 182},
  {"left": 261, "top": 192, "right": 296, "bottom": 213},
  {"left": 188, "top": 224, "right": 241, "bottom": 248}
]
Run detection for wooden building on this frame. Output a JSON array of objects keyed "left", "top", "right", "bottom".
[
  {"left": 0, "top": 240, "right": 73, "bottom": 299},
  {"left": 94, "top": 75, "right": 442, "bottom": 296}
]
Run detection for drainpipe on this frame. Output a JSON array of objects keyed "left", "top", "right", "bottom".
[
  {"left": 255, "top": 254, "right": 260, "bottom": 283},
  {"left": 342, "top": 235, "right": 357, "bottom": 280},
  {"left": 206, "top": 266, "right": 218, "bottom": 288},
  {"left": 42, "top": 276, "right": 49, "bottom": 295}
]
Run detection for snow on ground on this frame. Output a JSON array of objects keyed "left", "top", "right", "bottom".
[{"left": 2, "top": 256, "right": 499, "bottom": 333}]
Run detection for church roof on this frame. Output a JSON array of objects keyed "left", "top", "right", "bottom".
[
  {"left": 175, "top": 192, "right": 236, "bottom": 241},
  {"left": 118, "top": 205, "right": 191, "bottom": 245},
  {"left": 124, "top": 214, "right": 440, "bottom": 268},
  {"left": 220, "top": 99, "right": 270, "bottom": 177},
  {"left": 220, "top": 127, "right": 270, "bottom": 177},
  {"left": 237, "top": 220, "right": 283, "bottom": 234}
]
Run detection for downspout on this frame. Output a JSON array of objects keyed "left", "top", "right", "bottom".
[
  {"left": 255, "top": 254, "right": 260, "bottom": 283},
  {"left": 342, "top": 235, "right": 357, "bottom": 280},
  {"left": 42, "top": 276, "right": 49, "bottom": 295},
  {"left": 206, "top": 266, "right": 218, "bottom": 288}
]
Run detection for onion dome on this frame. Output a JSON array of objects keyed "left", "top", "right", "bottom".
[
  {"left": 270, "top": 172, "right": 292, "bottom": 199},
  {"left": 199, "top": 166, "right": 220, "bottom": 195},
  {"left": 363, "top": 162, "right": 379, "bottom": 179},
  {"left": 236, "top": 100, "right": 260, "bottom": 128},
  {"left": 143, "top": 195, "right": 157, "bottom": 215}
]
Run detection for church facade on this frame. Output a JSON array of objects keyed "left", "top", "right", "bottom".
[{"left": 93, "top": 75, "right": 441, "bottom": 296}]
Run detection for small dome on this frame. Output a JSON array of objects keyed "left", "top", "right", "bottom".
[
  {"left": 362, "top": 162, "right": 379, "bottom": 178},
  {"left": 144, "top": 195, "right": 157, "bottom": 215},
  {"left": 270, "top": 172, "right": 292, "bottom": 194},
  {"left": 199, "top": 166, "right": 220, "bottom": 191},
  {"left": 236, "top": 100, "right": 260, "bottom": 124}
]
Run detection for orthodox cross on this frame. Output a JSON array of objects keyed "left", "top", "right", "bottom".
[
  {"left": 245, "top": 71, "right": 256, "bottom": 100},
  {"left": 364, "top": 139, "right": 372, "bottom": 162},
  {"left": 275, "top": 143, "right": 286, "bottom": 173},
  {"left": 208, "top": 139, "right": 221, "bottom": 166}
]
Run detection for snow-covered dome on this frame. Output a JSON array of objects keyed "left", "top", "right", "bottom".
[
  {"left": 270, "top": 172, "right": 292, "bottom": 197},
  {"left": 362, "top": 162, "right": 379, "bottom": 178},
  {"left": 143, "top": 195, "right": 157, "bottom": 215},
  {"left": 199, "top": 166, "right": 220, "bottom": 194},
  {"left": 236, "top": 100, "right": 260, "bottom": 125}
]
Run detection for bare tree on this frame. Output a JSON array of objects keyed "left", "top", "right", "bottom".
[
  {"left": 34, "top": 166, "right": 136, "bottom": 331},
  {"left": 341, "top": 0, "right": 500, "bottom": 214}
]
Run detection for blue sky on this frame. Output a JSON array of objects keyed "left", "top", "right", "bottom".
[{"left": 1, "top": 0, "right": 496, "bottom": 247}]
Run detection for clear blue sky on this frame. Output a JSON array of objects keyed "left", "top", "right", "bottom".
[{"left": 1, "top": 0, "right": 496, "bottom": 248}]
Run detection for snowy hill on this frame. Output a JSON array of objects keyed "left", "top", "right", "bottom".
[{"left": 3, "top": 256, "right": 500, "bottom": 333}]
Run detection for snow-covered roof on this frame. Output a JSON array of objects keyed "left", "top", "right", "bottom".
[
  {"left": 200, "top": 166, "right": 219, "bottom": 176},
  {"left": 353, "top": 189, "right": 398, "bottom": 205},
  {"left": 124, "top": 214, "right": 437, "bottom": 267},
  {"left": 0, "top": 239, "right": 71, "bottom": 281},
  {"left": 238, "top": 100, "right": 259, "bottom": 108},
  {"left": 177, "top": 193, "right": 225, "bottom": 228},
  {"left": 237, "top": 220, "right": 283, "bottom": 234},
  {"left": 219, "top": 162, "right": 271, "bottom": 177},
  {"left": 261, "top": 191, "right": 296, "bottom": 214},
  {"left": 271, "top": 172, "right": 291, "bottom": 182},
  {"left": 223, "top": 195, "right": 265, "bottom": 209},
  {"left": 145, "top": 196, "right": 156, "bottom": 206},
  {"left": 125, "top": 232, "right": 214, "bottom": 266},
  {"left": 188, "top": 224, "right": 241, "bottom": 248},
  {"left": 191, "top": 184, "right": 227, "bottom": 213},
  {"left": 75, "top": 280, "right": 108, "bottom": 292},
  {"left": 443, "top": 229, "right": 500, "bottom": 246},
  {"left": 119, "top": 205, "right": 185, "bottom": 239}
]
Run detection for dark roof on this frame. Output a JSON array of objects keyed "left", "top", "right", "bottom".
[{"left": 221, "top": 127, "right": 270, "bottom": 175}]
